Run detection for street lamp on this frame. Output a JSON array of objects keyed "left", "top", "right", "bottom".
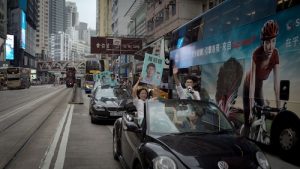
[{"left": 130, "top": 18, "right": 136, "bottom": 37}]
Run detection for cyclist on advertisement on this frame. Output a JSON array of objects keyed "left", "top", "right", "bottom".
[{"left": 243, "top": 20, "right": 281, "bottom": 136}]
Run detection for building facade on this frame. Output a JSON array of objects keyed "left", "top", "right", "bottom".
[
  {"left": 49, "top": 31, "right": 71, "bottom": 61},
  {"left": 49, "top": 0, "right": 65, "bottom": 35},
  {"left": 36, "top": 0, "right": 49, "bottom": 61},
  {"left": 126, "top": 0, "right": 146, "bottom": 37},
  {"left": 7, "top": 0, "right": 38, "bottom": 68},
  {"left": 146, "top": 0, "right": 224, "bottom": 42},
  {"left": 65, "top": 1, "right": 79, "bottom": 35},
  {"left": 96, "top": 0, "right": 112, "bottom": 36},
  {"left": 111, "top": 0, "right": 132, "bottom": 36},
  {"left": 0, "top": 0, "right": 7, "bottom": 64}
]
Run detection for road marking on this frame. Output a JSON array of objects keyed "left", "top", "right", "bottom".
[
  {"left": 0, "top": 88, "right": 64, "bottom": 122},
  {"left": 54, "top": 104, "right": 74, "bottom": 169},
  {"left": 40, "top": 104, "right": 71, "bottom": 169}
]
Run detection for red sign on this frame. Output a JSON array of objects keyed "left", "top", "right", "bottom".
[{"left": 91, "top": 37, "right": 143, "bottom": 55}]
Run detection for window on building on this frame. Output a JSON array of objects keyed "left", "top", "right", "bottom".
[
  {"left": 171, "top": 3, "right": 176, "bottom": 16},
  {"left": 165, "top": 5, "right": 169, "bottom": 20},
  {"left": 147, "top": 19, "right": 154, "bottom": 32},
  {"left": 155, "top": 10, "right": 164, "bottom": 27}
]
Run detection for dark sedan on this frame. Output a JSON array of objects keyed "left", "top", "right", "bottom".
[
  {"left": 89, "top": 85, "right": 131, "bottom": 124},
  {"left": 113, "top": 99, "right": 271, "bottom": 169}
]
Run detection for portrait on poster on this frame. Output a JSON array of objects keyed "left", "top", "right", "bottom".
[{"left": 141, "top": 53, "right": 164, "bottom": 86}]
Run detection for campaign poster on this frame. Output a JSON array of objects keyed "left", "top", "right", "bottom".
[
  {"left": 141, "top": 53, "right": 164, "bottom": 86},
  {"left": 98, "top": 71, "right": 112, "bottom": 85}
]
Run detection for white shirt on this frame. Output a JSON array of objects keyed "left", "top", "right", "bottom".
[
  {"left": 133, "top": 97, "right": 146, "bottom": 125},
  {"left": 176, "top": 84, "right": 200, "bottom": 100}
]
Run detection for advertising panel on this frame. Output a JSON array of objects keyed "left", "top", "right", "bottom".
[
  {"left": 19, "top": 0, "right": 27, "bottom": 11},
  {"left": 141, "top": 53, "right": 164, "bottom": 86},
  {"left": 5, "top": 35, "right": 14, "bottom": 60},
  {"left": 91, "top": 37, "right": 143, "bottom": 54},
  {"left": 170, "top": 5, "right": 300, "bottom": 147},
  {"left": 20, "top": 10, "right": 26, "bottom": 49}
]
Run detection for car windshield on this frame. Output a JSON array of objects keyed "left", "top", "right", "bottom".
[
  {"left": 146, "top": 99, "right": 233, "bottom": 134},
  {"left": 95, "top": 87, "right": 130, "bottom": 101}
]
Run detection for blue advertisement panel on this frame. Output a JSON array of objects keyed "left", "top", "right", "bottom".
[
  {"left": 171, "top": 4, "right": 300, "bottom": 149},
  {"left": 19, "top": 0, "right": 27, "bottom": 11},
  {"left": 5, "top": 35, "right": 14, "bottom": 60},
  {"left": 141, "top": 53, "right": 164, "bottom": 86},
  {"left": 20, "top": 10, "right": 26, "bottom": 49}
]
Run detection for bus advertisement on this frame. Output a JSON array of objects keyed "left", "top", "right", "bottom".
[
  {"left": 170, "top": 0, "right": 300, "bottom": 158},
  {"left": 6, "top": 67, "right": 31, "bottom": 89}
]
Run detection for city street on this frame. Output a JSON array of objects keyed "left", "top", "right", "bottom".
[{"left": 0, "top": 85, "right": 299, "bottom": 169}]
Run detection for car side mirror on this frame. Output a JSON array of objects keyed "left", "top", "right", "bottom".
[
  {"left": 125, "top": 102, "right": 137, "bottom": 116},
  {"left": 124, "top": 116, "right": 141, "bottom": 132}
]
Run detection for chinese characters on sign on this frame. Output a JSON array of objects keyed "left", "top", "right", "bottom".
[
  {"left": 192, "top": 41, "right": 232, "bottom": 58},
  {"left": 91, "top": 37, "right": 143, "bottom": 55},
  {"left": 286, "top": 36, "right": 299, "bottom": 48}
]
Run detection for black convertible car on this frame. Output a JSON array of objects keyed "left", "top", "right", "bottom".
[{"left": 113, "top": 99, "right": 270, "bottom": 169}]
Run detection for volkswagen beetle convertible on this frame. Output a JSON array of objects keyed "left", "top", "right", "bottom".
[{"left": 113, "top": 99, "right": 270, "bottom": 169}]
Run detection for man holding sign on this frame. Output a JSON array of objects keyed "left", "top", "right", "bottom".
[{"left": 141, "top": 53, "right": 164, "bottom": 86}]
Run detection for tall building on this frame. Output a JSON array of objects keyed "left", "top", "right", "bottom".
[
  {"left": 111, "top": 0, "right": 133, "bottom": 36},
  {"left": 96, "top": 0, "right": 112, "bottom": 36},
  {"left": 49, "top": 0, "right": 65, "bottom": 35},
  {"left": 65, "top": 1, "right": 79, "bottom": 34},
  {"left": 0, "top": 0, "right": 7, "bottom": 63},
  {"left": 36, "top": 0, "right": 49, "bottom": 61},
  {"left": 76, "top": 22, "right": 90, "bottom": 45},
  {"left": 49, "top": 31, "right": 72, "bottom": 61},
  {"left": 7, "top": 0, "right": 38, "bottom": 68}
]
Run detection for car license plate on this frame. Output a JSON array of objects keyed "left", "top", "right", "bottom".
[{"left": 110, "top": 111, "right": 122, "bottom": 116}]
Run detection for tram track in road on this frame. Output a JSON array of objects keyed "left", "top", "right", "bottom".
[
  {"left": 0, "top": 88, "right": 72, "bottom": 169},
  {"left": 0, "top": 87, "right": 67, "bottom": 133},
  {"left": 0, "top": 86, "right": 65, "bottom": 114}
]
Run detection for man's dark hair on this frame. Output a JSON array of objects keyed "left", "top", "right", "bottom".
[
  {"left": 147, "top": 63, "right": 156, "bottom": 70},
  {"left": 185, "top": 75, "right": 196, "bottom": 83}
]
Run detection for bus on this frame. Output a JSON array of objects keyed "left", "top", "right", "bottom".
[
  {"left": 0, "top": 67, "right": 7, "bottom": 90},
  {"left": 86, "top": 60, "right": 101, "bottom": 75},
  {"left": 6, "top": 67, "right": 31, "bottom": 89},
  {"left": 84, "top": 60, "right": 101, "bottom": 93},
  {"left": 170, "top": 0, "right": 300, "bottom": 158}
]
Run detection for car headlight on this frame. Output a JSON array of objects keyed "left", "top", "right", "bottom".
[
  {"left": 153, "top": 156, "right": 177, "bottom": 169},
  {"left": 256, "top": 151, "right": 270, "bottom": 169},
  {"left": 93, "top": 105, "right": 105, "bottom": 111}
]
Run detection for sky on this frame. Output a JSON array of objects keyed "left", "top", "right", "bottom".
[{"left": 69, "top": 0, "right": 96, "bottom": 30}]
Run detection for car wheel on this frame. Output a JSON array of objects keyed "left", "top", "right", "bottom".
[
  {"left": 134, "top": 162, "right": 142, "bottom": 169},
  {"left": 91, "top": 116, "right": 97, "bottom": 124},
  {"left": 271, "top": 119, "right": 299, "bottom": 157},
  {"left": 113, "top": 130, "right": 119, "bottom": 161}
]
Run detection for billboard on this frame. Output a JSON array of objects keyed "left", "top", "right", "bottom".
[
  {"left": 19, "top": 0, "right": 27, "bottom": 11},
  {"left": 90, "top": 37, "right": 143, "bottom": 54},
  {"left": 5, "top": 35, "right": 14, "bottom": 60},
  {"left": 20, "top": 10, "right": 26, "bottom": 49}
]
